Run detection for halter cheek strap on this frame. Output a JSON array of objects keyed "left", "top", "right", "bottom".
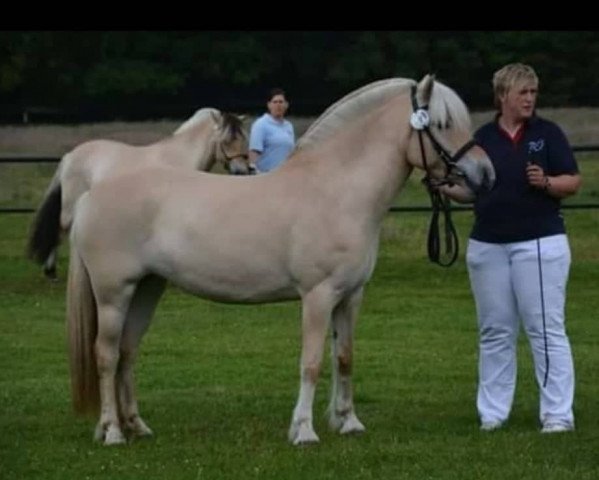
[
  {"left": 410, "top": 84, "right": 477, "bottom": 175},
  {"left": 410, "top": 84, "right": 478, "bottom": 268}
]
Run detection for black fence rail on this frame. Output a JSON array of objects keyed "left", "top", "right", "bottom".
[{"left": 2, "top": 146, "right": 599, "bottom": 214}]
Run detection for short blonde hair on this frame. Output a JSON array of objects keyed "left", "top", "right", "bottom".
[{"left": 492, "top": 63, "right": 539, "bottom": 108}]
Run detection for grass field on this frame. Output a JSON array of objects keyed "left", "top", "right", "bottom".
[
  {"left": 2, "top": 214, "right": 599, "bottom": 479},
  {"left": 1, "top": 113, "right": 599, "bottom": 479}
]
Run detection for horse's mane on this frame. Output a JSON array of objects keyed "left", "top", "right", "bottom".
[
  {"left": 295, "top": 77, "right": 471, "bottom": 151},
  {"left": 174, "top": 108, "right": 220, "bottom": 135},
  {"left": 426, "top": 80, "right": 471, "bottom": 132},
  {"left": 295, "top": 79, "right": 414, "bottom": 151}
]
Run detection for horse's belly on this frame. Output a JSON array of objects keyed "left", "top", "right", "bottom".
[
  {"left": 152, "top": 254, "right": 300, "bottom": 304},
  {"left": 180, "top": 280, "right": 299, "bottom": 304}
]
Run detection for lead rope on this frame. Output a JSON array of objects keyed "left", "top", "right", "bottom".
[
  {"left": 416, "top": 129, "right": 459, "bottom": 267},
  {"left": 426, "top": 185, "right": 459, "bottom": 267}
]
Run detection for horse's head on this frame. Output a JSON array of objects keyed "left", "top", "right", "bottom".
[
  {"left": 406, "top": 74, "right": 495, "bottom": 193},
  {"left": 211, "top": 112, "right": 256, "bottom": 175}
]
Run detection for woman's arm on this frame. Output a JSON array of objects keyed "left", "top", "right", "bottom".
[
  {"left": 249, "top": 150, "right": 261, "bottom": 165},
  {"left": 526, "top": 163, "right": 582, "bottom": 199}
]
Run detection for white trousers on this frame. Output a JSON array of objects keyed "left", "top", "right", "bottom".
[{"left": 466, "top": 234, "right": 574, "bottom": 428}]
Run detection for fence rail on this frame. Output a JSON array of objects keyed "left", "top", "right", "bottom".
[{"left": 2, "top": 145, "right": 598, "bottom": 214}]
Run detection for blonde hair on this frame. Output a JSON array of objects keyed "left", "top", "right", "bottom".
[{"left": 492, "top": 63, "right": 539, "bottom": 109}]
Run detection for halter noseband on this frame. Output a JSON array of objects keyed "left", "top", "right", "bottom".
[
  {"left": 219, "top": 142, "right": 249, "bottom": 163},
  {"left": 218, "top": 139, "right": 252, "bottom": 174},
  {"left": 410, "top": 84, "right": 477, "bottom": 267}
]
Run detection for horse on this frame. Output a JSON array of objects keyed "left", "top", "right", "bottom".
[
  {"left": 27, "top": 108, "right": 253, "bottom": 280},
  {"left": 64, "top": 75, "right": 495, "bottom": 446}
]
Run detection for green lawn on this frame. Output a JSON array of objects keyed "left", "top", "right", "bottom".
[{"left": 1, "top": 208, "right": 598, "bottom": 480}]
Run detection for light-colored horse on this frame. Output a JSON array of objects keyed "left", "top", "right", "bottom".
[
  {"left": 65, "top": 75, "right": 495, "bottom": 446},
  {"left": 27, "top": 108, "right": 252, "bottom": 279}
]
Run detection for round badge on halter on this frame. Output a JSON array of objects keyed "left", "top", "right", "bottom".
[{"left": 410, "top": 109, "right": 430, "bottom": 130}]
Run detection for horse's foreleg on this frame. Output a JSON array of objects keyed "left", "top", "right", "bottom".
[
  {"left": 117, "top": 275, "right": 166, "bottom": 439},
  {"left": 289, "top": 285, "right": 335, "bottom": 445},
  {"left": 328, "top": 287, "right": 365, "bottom": 435},
  {"left": 95, "top": 288, "right": 135, "bottom": 446}
]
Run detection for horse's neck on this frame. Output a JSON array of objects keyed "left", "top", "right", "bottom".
[
  {"left": 164, "top": 119, "right": 216, "bottom": 171},
  {"left": 293, "top": 99, "right": 413, "bottom": 220}
]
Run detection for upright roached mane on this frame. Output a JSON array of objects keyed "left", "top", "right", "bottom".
[
  {"left": 60, "top": 75, "right": 495, "bottom": 447},
  {"left": 296, "top": 77, "right": 471, "bottom": 151},
  {"left": 174, "top": 107, "right": 219, "bottom": 134}
]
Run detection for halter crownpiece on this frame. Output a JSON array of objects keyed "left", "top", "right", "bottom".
[{"left": 410, "top": 109, "right": 430, "bottom": 130}]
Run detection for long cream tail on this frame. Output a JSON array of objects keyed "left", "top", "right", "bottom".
[{"left": 66, "top": 246, "right": 99, "bottom": 415}]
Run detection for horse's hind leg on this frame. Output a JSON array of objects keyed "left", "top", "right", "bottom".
[
  {"left": 117, "top": 275, "right": 166, "bottom": 439},
  {"left": 43, "top": 250, "right": 58, "bottom": 280},
  {"left": 328, "top": 287, "right": 366, "bottom": 435},
  {"left": 94, "top": 283, "right": 137, "bottom": 445},
  {"left": 289, "top": 284, "right": 336, "bottom": 445}
]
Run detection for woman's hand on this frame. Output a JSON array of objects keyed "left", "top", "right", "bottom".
[{"left": 526, "top": 162, "right": 547, "bottom": 189}]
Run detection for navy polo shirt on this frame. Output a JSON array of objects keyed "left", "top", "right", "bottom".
[{"left": 471, "top": 115, "right": 579, "bottom": 243}]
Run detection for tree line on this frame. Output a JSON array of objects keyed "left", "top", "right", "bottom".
[{"left": 1, "top": 31, "right": 597, "bottom": 121}]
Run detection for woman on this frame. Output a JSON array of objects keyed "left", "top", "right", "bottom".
[
  {"left": 440, "top": 63, "right": 581, "bottom": 433},
  {"left": 249, "top": 88, "right": 295, "bottom": 173}
]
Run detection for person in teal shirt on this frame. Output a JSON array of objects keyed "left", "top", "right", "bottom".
[{"left": 249, "top": 88, "right": 295, "bottom": 172}]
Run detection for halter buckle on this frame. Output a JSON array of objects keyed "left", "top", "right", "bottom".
[{"left": 410, "top": 109, "right": 430, "bottom": 130}]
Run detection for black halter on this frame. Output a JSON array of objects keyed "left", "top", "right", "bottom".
[
  {"left": 410, "top": 85, "right": 477, "bottom": 267},
  {"left": 219, "top": 142, "right": 249, "bottom": 163},
  {"left": 410, "top": 84, "right": 477, "bottom": 181},
  {"left": 219, "top": 142, "right": 250, "bottom": 174}
]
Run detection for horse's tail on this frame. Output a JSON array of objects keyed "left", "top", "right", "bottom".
[
  {"left": 66, "top": 244, "right": 100, "bottom": 415},
  {"left": 26, "top": 163, "right": 63, "bottom": 266}
]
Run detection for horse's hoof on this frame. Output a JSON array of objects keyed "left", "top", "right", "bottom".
[
  {"left": 127, "top": 417, "right": 153, "bottom": 438},
  {"left": 330, "top": 411, "right": 366, "bottom": 435},
  {"left": 103, "top": 425, "right": 127, "bottom": 446},
  {"left": 339, "top": 414, "right": 366, "bottom": 435},
  {"left": 289, "top": 421, "right": 320, "bottom": 445}
]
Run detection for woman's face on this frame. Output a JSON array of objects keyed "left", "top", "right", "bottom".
[
  {"left": 500, "top": 80, "right": 538, "bottom": 122},
  {"left": 267, "top": 94, "right": 288, "bottom": 119}
]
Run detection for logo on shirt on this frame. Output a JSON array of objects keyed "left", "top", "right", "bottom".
[{"left": 527, "top": 139, "right": 545, "bottom": 153}]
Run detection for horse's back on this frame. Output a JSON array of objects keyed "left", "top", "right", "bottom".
[{"left": 63, "top": 139, "right": 156, "bottom": 178}]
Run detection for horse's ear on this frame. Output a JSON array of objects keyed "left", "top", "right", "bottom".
[
  {"left": 210, "top": 110, "right": 222, "bottom": 129},
  {"left": 418, "top": 74, "right": 436, "bottom": 105}
]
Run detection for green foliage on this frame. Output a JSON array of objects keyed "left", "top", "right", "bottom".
[
  {"left": 2, "top": 31, "right": 599, "bottom": 114},
  {"left": 84, "top": 60, "right": 184, "bottom": 98}
]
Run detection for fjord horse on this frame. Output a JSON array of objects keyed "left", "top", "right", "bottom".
[
  {"left": 65, "top": 76, "right": 495, "bottom": 445},
  {"left": 27, "top": 108, "right": 252, "bottom": 279}
]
